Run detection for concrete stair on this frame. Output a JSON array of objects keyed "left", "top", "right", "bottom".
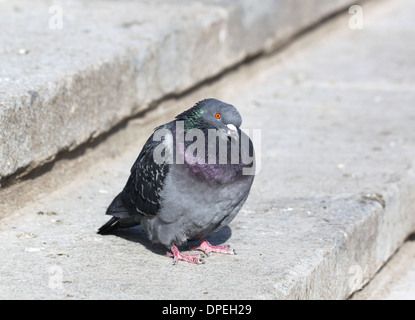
[{"left": 1, "top": 0, "right": 415, "bottom": 299}]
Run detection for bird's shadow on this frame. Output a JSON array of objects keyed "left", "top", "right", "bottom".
[{"left": 108, "top": 225, "right": 232, "bottom": 256}]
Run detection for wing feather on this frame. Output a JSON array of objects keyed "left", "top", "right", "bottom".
[{"left": 124, "top": 131, "right": 170, "bottom": 217}]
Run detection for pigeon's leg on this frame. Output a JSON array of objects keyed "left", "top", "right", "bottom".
[
  {"left": 166, "top": 245, "right": 205, "bottom": 265},
  {"left": 191, "top": 238, "right": 236, "bottom": 256}
]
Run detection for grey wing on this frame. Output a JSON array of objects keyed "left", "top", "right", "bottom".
[{"left": 124, "top": 133, "right": 170, "bottom": 217}]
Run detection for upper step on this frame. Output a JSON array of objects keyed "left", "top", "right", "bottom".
[{"left": 0, "top": 0, "right": 355, "bottom": 186}]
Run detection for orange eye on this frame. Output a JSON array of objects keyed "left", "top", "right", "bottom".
[{"left": 215, "top": 113, "right": 221, "bottom": 119}]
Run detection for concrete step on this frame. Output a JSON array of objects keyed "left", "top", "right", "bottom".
[
  {"left": 0, "top": 0, "right": 356, "bottom": 189},
  {"left": 1, "top": 0, "right": 415, "bottom": 299},
  {"left": 351, "top": 235, "right": 415, "bottom": 300}
]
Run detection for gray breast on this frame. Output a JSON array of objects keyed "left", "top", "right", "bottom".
[{"left": 141, "top": 164, "right": 254, "bottom": 248}]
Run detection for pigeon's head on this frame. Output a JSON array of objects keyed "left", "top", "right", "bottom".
[{"left": 177, "top": 99, "right": 242, "bottom": 138}]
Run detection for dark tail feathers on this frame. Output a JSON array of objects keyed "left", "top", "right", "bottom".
[
  {"left": 97, "top": 192, "right": 127, "bottom": 235},
  {"left": 97, "top": 216, "right": 120, "bottom": 235},
  {"left": 97, "top": 192, "right": 141, "bottom": 234}
]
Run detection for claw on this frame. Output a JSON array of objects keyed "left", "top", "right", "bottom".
[
  {"left": 191, "top": 238, "right": 236, "bottom": 255},
  {"left": 167, "top": 245, "right": 205, "bottom": 265}
]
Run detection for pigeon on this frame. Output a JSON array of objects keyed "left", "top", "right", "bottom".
[{"left": 98, "top": 98, "right": 255, "bottom": 264}]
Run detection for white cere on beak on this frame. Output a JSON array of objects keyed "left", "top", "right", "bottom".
[
  {"left": 226, "top": 124, "right": 238, "bottom": 141},
  {"left": 226, "top": 124, "right": 237, "bottom": 133}
]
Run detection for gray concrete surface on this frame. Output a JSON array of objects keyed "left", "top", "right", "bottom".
[
  {"left": 352, "top": 237, "right": 415, "bottom": 299},
  {"left": 1, "top": 0, "right": 415, "bottom": 299},
  {"left": 0, "top": 0, "right": 356, "bottom": 185}
]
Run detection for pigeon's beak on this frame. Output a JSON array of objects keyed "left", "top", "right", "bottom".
[{"left": 226, "top": 124, "right": 238, "bottom": 141}]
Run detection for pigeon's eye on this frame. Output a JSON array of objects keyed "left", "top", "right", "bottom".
[{"left": 215, "top": 113, "right": 221, "bottom": 119}]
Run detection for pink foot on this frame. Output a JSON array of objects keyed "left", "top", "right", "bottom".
[
  {"left": 167, "top": 245, "right": 205, "bottom": 265},
  {"left": 191, "top": 238, "right": 236, "bottom": 256}
]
